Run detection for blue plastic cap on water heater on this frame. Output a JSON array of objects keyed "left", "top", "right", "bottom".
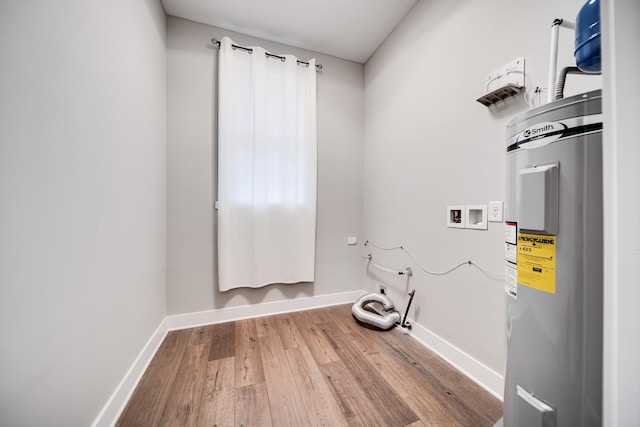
[{"left": 575, "top": 0, "right": 601, "bottom": 73}]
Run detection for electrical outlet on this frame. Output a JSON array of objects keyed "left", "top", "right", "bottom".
[{"left": 489, "top": 201, "right": 504, "bottom": 222}]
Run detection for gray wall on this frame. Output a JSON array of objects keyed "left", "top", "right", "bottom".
[
  {"left": 363, "top": 0, "right": 600, "bottom": 375},
  {"left": 166, "top": 17, "right": 365, "bottom": 315},
  {"left": 0, "top": 1, "right": 167, "bottom": 425}
]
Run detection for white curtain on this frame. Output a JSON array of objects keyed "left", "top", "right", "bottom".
[{"left": 217, "top": 37, "right": 318, "bottom": 291}]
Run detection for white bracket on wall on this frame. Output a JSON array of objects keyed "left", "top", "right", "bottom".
[{"left": 476, "top": 57, "right": 525, "bottom": 107}]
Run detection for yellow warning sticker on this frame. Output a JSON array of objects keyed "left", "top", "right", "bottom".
[{"left": 517, "top": 233, "right": 556, "bottom": 294}]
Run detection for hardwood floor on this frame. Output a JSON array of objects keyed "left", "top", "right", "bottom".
[{"left": 117, "top": 304, "right": 502, "bottom": 426}]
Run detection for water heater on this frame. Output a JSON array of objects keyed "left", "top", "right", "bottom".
[{"left": 501, "top": 90, "right": 603, "bottom": 426}]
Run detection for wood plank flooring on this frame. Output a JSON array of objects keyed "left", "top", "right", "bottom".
[{"left": 117, "top": 304, "right": 502, "bottom": 426}]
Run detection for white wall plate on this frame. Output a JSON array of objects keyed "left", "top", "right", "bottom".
[
  {"left": 447, "top": 205, "right": 466, "bottom": 228},
  {"left": 466, "top": 205, "right": 488, "bottom": 230}
]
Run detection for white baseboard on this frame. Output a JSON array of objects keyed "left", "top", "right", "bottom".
[
  {"left": 91, "top": 318, "right": 169, "bottom": 427},
  {"left": 164, "top": 289, "right": 366, "bottom": 331},
  {"left": 91, "top": 289, "right": 365, "bottom": 426},
  {"left": 404, "top": 318, "right": 505, "bottom": 400}
]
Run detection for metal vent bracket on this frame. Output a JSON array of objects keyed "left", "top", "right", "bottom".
[
  {"left": 477, "top": 57, "right": 525, "bottom": 107},
  {"left": 477, "top": 83, "right": 523, "bottom": 106}
]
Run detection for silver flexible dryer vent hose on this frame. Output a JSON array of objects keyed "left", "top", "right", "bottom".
[
  {"left": 351, "top": 293, "right": 401, "bottom": 330},
  {"left": 554, "top": 66, "right": 593, "bottom": 100}
]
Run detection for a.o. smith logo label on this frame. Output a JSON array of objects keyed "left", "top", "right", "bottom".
[
  {"left": 515, "top": 121, "right": 567, "bottom": 148},
  {"left": 506, "top": 114, "right": 603, "bottom": 153}
]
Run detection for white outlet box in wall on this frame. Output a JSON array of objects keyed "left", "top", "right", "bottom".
[
  {"left": 466, "top": 205, "right": 488, "bottom": 230},
  {"left": 447, "top": 205, "right": 466, "bottom": 228}
]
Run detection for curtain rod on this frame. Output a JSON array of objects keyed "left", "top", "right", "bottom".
[{"left": 210, "top": 37, "right": 323, "bottom": 71}]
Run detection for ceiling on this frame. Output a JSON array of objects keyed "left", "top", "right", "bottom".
[{"left": 161, "top": 0, "right": 418, "bottom": 63}]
